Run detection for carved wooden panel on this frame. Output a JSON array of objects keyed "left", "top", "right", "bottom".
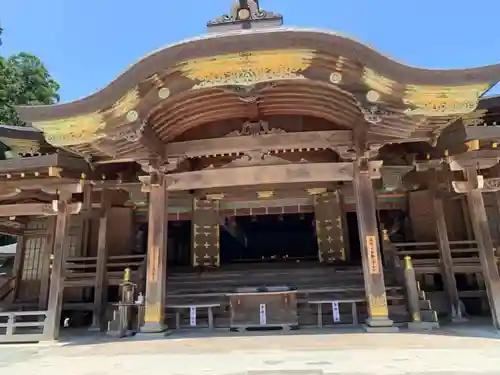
[
  {"left": 191, "top": 198, "right": 220, "bottom": 267},
  {"left": 409, "top": 190, "right": 468, "bottom": 241},
  {"left": 313, "top": 192, "right": 346, "bottom": 263},
  {"left": 409, "top": 190, "right": 435, "bottom": 242}
]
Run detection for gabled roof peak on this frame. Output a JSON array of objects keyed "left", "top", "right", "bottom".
[{"left": 207, "top": 0, "right": 283, "bottom": 33}]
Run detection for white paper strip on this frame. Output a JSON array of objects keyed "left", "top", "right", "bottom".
[
  {"left": 332, "top": 301, "right": 340, "bottom": 323},
  {"left": 189, "top": 306, "right": 197, "bottom": 327},
  {"left": 259, "top": 303, "right": 267, "bottom": 325}
]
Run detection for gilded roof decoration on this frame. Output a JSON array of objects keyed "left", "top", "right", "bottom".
[
  {"left": 30, "top": 89, "right": 140, "bottom": 148},
  {"left": 104, "top": 88, "right": 140, "bottom": 119},
  {"left": 462, "top": 109, "right": 488, "bottom": 126},
  {"left": 362, "top": 68, "right": 396, "bottom": 96},
  {"left": 0, "top": 138, "right": 40, "bottom": 156},
  {"left": 32, "top": 113, "right": 105, "bottom": 147},
  {"left": 178, "top": 49, "right": 315, "bottom": 89},
  {"left": 403, "top": 83, "right": 489, "bottom": 117}
]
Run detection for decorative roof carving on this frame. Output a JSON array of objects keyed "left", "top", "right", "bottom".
[
  {"left": 212, "top": 150, "right": 291, "bottom": 169},
  {"left": 207, "top": 0, "right": 283, "bottom": 32},
  {"left": 179, "top": 49, "right": 314, "bottom": 90},
  {"left": 225, "top": 120, "right": 285, "bottom": 137}
]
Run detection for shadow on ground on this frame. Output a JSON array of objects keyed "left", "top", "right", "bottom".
[{"left": 54, "top": 317, "right": 500, "bottom": 348}]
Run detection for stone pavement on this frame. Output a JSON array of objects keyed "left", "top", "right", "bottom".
[{"left": 2, "top": 326, "right": 500, "bottom": 375}]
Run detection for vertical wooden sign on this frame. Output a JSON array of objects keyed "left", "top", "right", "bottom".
[{"left": 366, "top": 235, "right": 380, "bottom": 274}]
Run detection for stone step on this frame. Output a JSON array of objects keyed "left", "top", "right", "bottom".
[{"left": 421, "top": 309, "right": 438, "bottom": 323}]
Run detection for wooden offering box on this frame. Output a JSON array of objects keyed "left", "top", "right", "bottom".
[{"left": 227, "top": 287, "right": 298, "bottom": 330}]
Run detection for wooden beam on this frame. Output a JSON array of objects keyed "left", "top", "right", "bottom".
[
  {"left": 464, "top": 168, "right": 500, "bottom": 330},
  {"left": 0, "top": 226, "right": 23, "bottom": 236},
  {"left": 43, "top": 191, "right": 72, "bottom": 341},
  {"left": 0, "top": 153, "right": 91, "bottom": 174},
  {"left": 166, "top": 130, "right": 353, "bottom": 158},
  {"left": 38, "top": 217, "right": 56, "bottom": 310},
  {"left": 164, "top": 162, "right": 382, "bottom": 191},
  {"left": 141, "top": 124, "right": 166, "bottom": 159},
  {"left": 79, "top": 184, "right": 93, "bottom": 257},
  {"left": 430, "top": 171, "right": 463, "bottom": 320},
  {"left": 466, "top": 126, "right": 500, "bottom": 142},
  {"left": 0, "top": 203, "right": 82, "bottom": 217},
  {"left": 141, "top": 176, "right": 168, "bottom": 333},
  {"left": 353, "top": 158, "right": 396, "bottom": 331},
  {"left": 8, "top": 237, "right": 24, "bottom": 305},
  {"left": 90, "top": 190, "right": 110, "bottom": 331}
]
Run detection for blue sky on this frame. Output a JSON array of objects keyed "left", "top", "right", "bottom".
[{"left": 2, "top": 0, "right": 500, "bottom": 101}]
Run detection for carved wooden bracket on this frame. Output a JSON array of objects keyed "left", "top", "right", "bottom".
[
  {"left": 225, "top": 120, "right": 285, "bottom": 137},
  {"left": 138, "top": 173, "right": 176, "bottom": 192},
  {"left": 415, "top": 150, "right": 500, "bottom": 172},
  {"left": 380, "top": 166, "right": 414, "bottom": 192}
]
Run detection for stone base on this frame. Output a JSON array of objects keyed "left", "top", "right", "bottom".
[
  {"left": 407, "top": 321, "right": 439, "bottom": 330},
  {"left": 139, "top": 322, "right": 169, "bottom": 334},
  {"left": 451, "top": 315, "right": 468, "bottom": 324},
  {"left": 363, "top": 325, "right": 400, "bottom": 333},
  {"left": 363, "top": 317, "right": 399, "bottom": 333}
]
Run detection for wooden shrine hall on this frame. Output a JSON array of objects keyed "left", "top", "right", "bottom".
[{"left": 3, "top": 0, "right": 500, "bottom": 342}]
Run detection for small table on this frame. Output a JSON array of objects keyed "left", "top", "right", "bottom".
[
  {"left": 227, "top": 287, "right": 298, "bottom": 331},
  {"left": 168, "top": 303, "right": 220, "bottom": 330}
]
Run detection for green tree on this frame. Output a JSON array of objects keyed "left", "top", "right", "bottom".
[
  {"left": 0, "top": 26, "right": 60, "bottom": 126},
  {"left": 0, "top": 26, "right": 59, "bottom": 247}
]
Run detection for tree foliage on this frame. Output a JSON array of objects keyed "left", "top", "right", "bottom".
[{"left": 0, "top": 25, "right": 60, "bottom": 126}]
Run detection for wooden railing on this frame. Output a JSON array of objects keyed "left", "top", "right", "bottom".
[
  {"left": 390, "top": 240, "right": 485, "bottom": 273},
  {"left": 0, "top": 276, "right": 15, "bottom": 303},
  {"left": 0, "top": 310, "right": 48, "bottom": 343},
  {"left": 64, "top": 254, "right": 146, "bottom": 287}
]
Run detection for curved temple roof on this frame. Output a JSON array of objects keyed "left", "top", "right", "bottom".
[{"left": 15, "top": 16, "right": 500, "bottom": 162}]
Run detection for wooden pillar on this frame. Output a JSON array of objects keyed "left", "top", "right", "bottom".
[
  {"left": 465, "top": 168, "right": 500, "bottom": 329},
  {"left": 90, "top": 190, "right": 110, "bottom": 331},
  {"left": 38, "top": 217, "right": 56, "bottom": 310},
  {"left": 7, "top": 235, "right": 25, "bottom": 305},
  {"left": 431, "top": 190, "right": 464, "bottom": 320},
  {"left": 43, "top": 191, "right": 72, "bottom": 341},
  {"left": 460, "top": 196, "right": 474, "bottom": 241},
  {"left": 80, "top": 184, "right": 93, "bottom": 257},
  {"left": 353, "top": 158, "right": 397, "bottom": 332},
  {"left": 191, "top": 198, "right": 220, "bottom": 268},
  {"left": 314, "top": 191, "right": 346, "bottom": 263},
  {"left": 141, "top": 176, "right": 169, "bottom": 333}
]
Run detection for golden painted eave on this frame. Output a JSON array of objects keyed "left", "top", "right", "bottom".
[{"left": 15, "top": 28, "right": 500, "bottom": 124}]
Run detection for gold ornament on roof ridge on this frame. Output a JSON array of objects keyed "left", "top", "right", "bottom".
[
  {"left": 179, "top": 49, "right": 315, "bottom": 89},
  {"left": 403, "top": 83, "right": 489, "bottom": 117}
]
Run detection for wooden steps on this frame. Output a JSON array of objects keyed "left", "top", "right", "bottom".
[{"left": 163, "top": 262, "right": 408, "bottom": 328}]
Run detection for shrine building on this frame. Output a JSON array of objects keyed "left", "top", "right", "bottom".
[{"left": 2, "top": 0, "right": 500, "bottom": 342}]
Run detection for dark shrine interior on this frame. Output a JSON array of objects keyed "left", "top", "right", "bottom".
[
  {"left": 137, "top": 209, "right": 413, "bottom": 268},
  {"left": 220, "top": 213, "right": 318, "bottom": 263},
  {"left": 153, "top": 212, "right": 372, "bottom": 267}
]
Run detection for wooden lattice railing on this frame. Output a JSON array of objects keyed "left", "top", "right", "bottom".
[
  {"left": 0, "top": 310, "right": 48, "bottom": 343},
  {"left": 391, "top": 240, "right": 484, "bottom": 273},
  {"left": 64, "top": 254, "right": 146, "bottom": 287}
]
